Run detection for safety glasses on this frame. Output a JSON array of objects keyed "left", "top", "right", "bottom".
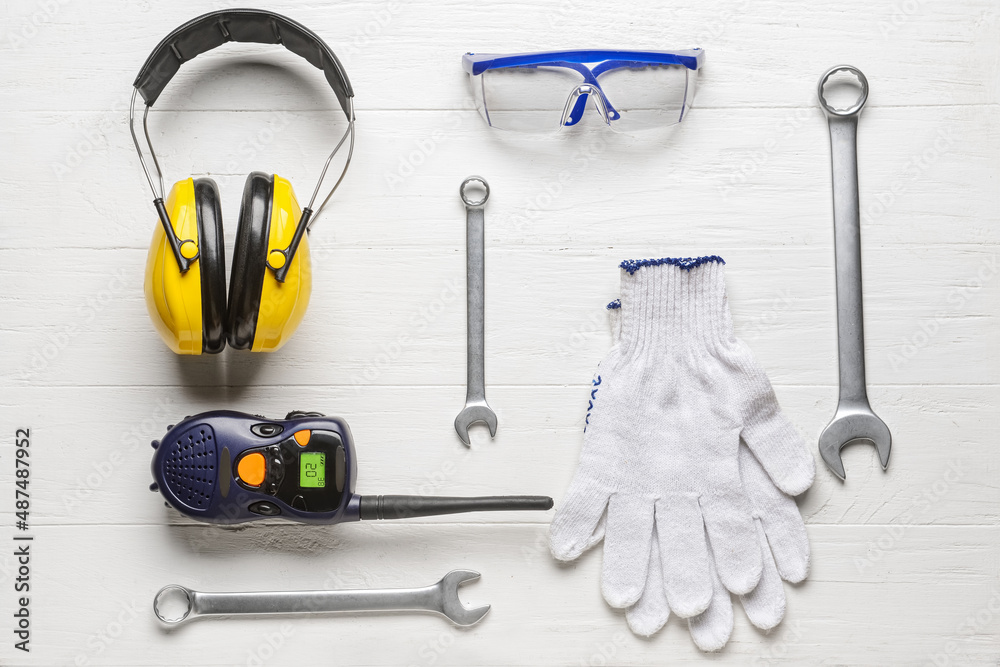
[{"left": 462, "top": 49, "right": 704, "bottom": 133}]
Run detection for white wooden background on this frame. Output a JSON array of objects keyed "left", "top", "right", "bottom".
[{"left": 0, "top": 0, "right": 998, "bottom": 665}]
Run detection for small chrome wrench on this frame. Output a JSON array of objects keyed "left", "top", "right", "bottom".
[
  {"left": 454, "top": 176, "right": 497, "bottom": 446},
  {"left": 817, "top": 66, "right": 892, "bottom": 481},
  {"left": 153, "top": 570, "right": 490, "bottom": 627}
]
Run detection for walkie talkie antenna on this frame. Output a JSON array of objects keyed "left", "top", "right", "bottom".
[{"left": 358, "top": 495, "right": 553, "bottom": 521}]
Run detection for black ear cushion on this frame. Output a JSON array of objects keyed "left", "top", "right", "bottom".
[
  {"left": 226, "top": 171, "right": 273, "bottom": 350},
  {"left": 194, "top": 178, "right": 227, "bottom": 354}
]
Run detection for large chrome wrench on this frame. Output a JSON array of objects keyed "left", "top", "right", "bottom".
[
  {"left": 817, "top": 66, "right": 892, "bottom": 481},
  {"left": 153, "top": 570, "right": 490, "bottom": 627},
  {"left": 454, "top": 176, "right": 497, "bottom": 445}
]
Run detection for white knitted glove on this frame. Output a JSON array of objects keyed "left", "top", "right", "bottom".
[
  {"left": 605, "top": 298, "right": 812, "bottom": 650},
  {"left": 549, "top": 257, "right": 814, "bottom": 643}
]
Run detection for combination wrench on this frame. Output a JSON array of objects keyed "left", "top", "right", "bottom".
[
  {"left": 153, "top": 570, "right": 490, "bottom": 627},
  {"left": 454, "top": 176, "right": 498, "bottom": 445},
  {"left": 816, "top": 65, "right": 892, "bottom": 480}
]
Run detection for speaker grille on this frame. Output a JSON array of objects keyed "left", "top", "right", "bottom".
[{"left": 163, "top": 423, "right": 217, "bottom": 511}]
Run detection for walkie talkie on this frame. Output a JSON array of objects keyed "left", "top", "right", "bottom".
[{"left": 150, "top": 410, "right": 553, "bottom": 524}]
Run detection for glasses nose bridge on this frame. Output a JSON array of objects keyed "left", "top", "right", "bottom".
[{"left": 560, "top": 83, "right": 613, "bottom": 127}]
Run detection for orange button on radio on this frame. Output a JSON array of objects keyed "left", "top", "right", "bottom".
[
  {"left": 293, "top": 430, "right": 311, "bottom": 447},
  {"left": 237, "top": 452, "right": 266, "bottom": 487}
]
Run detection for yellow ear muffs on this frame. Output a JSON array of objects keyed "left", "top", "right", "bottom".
[
  {"left": 193, "top": 178, "right": 227, "bottom": 354},
  {"left": 144, "top": 177, "right": 227, "bottom": 355},
  {"left": 254, "top": 174, "right": 311, "bottom": 352},
  {"left": 226, "top": 172, "right": 311, "bottom": 352}
]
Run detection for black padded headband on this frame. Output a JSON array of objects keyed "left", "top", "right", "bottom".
[{"left": 133, "top": 9, "right": 353, "bottom": 116}]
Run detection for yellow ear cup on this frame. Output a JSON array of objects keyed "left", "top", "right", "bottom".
[
  {"left": 144, "top": 178, "right": 203, "bottom": 354},
  {"left": 252, "top": 174, "right": 312, "bottom": 352}
]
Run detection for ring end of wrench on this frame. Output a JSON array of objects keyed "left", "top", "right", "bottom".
[
  {"left": 460, "top": 176, "right": 490, "bottom": 208},
  {"left": 817, "top": 65, "right": 869, "bottom": 118},
  {"left": 153, "top": 585, "right": 195, "bottom": 626}
]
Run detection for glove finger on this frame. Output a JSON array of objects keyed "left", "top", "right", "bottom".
[
  {"left": 739, "top": 519, "right": 786, "bottom": 630},
  {"left": 743, "top": 410, "right": 815, "bottom": 497},
  {"left": 602, "top": 493, "right": 654, "bottom": 608},
  {"left": 740, "top": 444, "right": 810, "bottom": 583},
  {"left": 626, "top": 526, "right": 670, "bottom": 636},
  {"left": 549, "top": 477, "right": 611, "bottom": 561},
  {"left": 687, "top": 555, "right": 734, "bottom": 652},
  {"left": 760, "top": 509, "right": 809, "bottom": 583},
  {"left": 732, "top": 347, "right": 815, "bottom": 497},
  {"left": 657, "top": 495, "right": 712, "bottom": 618},
  {"left": 701, "top": 490, "right": 762, "bottom": 595}
]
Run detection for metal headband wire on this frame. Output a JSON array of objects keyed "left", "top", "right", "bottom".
[
  {"left": 128, "top": 89, "right": 354, "bottom": 231},
  {"left": 129, "top": 88, "right": 165, "bottom": 200},
  {"left": 307, "top": 97, "right": 355, "bottom": 229}
]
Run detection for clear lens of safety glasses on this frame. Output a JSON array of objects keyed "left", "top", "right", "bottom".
[
  {"left": 598, "top": 63, "right": 696, "bottom": 132},
  {"left": 468, "top": 66, "right": 586, "bottom": 133},
  {"left": 464, "top": 50, "right": 703, "bottom": 134}
]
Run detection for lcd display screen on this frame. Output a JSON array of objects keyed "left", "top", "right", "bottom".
[{"left": 299, "top": 452, "right": 326, "bottom": 488}]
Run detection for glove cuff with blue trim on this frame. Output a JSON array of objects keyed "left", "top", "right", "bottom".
[{"left": 617, "top": 256, "right": 732, "bottom": 348}]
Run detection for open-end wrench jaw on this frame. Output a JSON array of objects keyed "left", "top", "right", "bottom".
[
  {"left": 454, "top": 403, "right": 498, "bottom": 446},
  {"left": 436, "top": 570, "right": 491, "bottom": 626},
  {"left": 818, "top": 402, "right": 892, "bottom": 481}
]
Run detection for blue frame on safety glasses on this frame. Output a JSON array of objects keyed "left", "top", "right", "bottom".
[{"left": 462, "top": 49, "right": 704, "bottom": 133}]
